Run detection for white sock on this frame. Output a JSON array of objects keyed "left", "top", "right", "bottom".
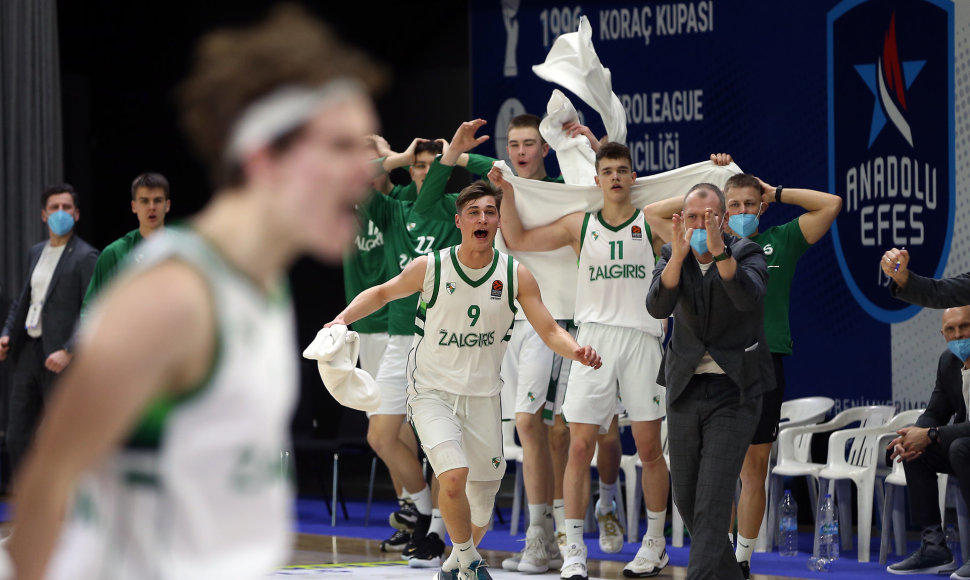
[
  {"left": 528, "top": 504, "right": 546, "bottom": 530},
  {"left": 429, "top": 508, "right": 446, "bottom": 537},
  {"left": 553, "top": 499, "right": 566, "bottom": 533},
  {"left": 443, "top": 546, "right": 459, "bottom": 571},
  {"left": 735, "top": 533, "right": 755, "bottom": 563},
  {"left": 454, "top": 538, "right": 481, "bottom": 568},
  {"left": 565, "top": 518, "right": 584, "bottom": 546},
  {"left": 597, "top": 480, "right": 618, "bottom": 514},
  {"left": 409, "top": 485, "right": 432, "bottom": 515},
  {"left": 544, "top": 504, "right": 556, "bottom": 538},
  {"left": 646, "top": 509, "right": 666, "bottom": 539}
]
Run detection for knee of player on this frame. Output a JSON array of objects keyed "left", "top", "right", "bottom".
[
  {"left": 741, "top": 452, "right": 771, "bottom": 480},
  {"left": 466, "top": 479, "right": 501, "bottom": 528},
  {"left": 549, "top": 423, "right": 570, "bottom": 449},
  {"left": 515, "top": 413, "right": 543, "bottom": 440},
  {"left": 568, "top": 434, "right": 597, "bottom": 460},
  {"left": 365, "top": 428, "right": 394, "bottom": 456},
  {"left": 437, "top": 468, "right": 469, "bottom": 497}
]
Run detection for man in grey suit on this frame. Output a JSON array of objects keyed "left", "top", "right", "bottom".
[
  {"left": 0, "top": 183, "right": 99, "bottom": 474},
  {"left": 882, "top": 246, "right": 970, "bottom": 309},
  {"left": 646, "top": 183, "right": 773, "bottom": 580}
]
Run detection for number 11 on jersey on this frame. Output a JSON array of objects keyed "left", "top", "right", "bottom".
[{"left": 609, "top": 240, "right": 624, "bottom": 260}]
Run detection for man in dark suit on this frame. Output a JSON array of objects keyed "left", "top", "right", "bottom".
[
  {"left": 885, "top": 306, "right": 970, "bottom": 578},
  {"left": 0, "top": 183, "right": 99, "bottom": 474},
  {"left": 882, "top": 246, "right": 970, "bottom": 308},
  {"left": 646, "top": 183, "right": 773, "bottom": 580}
]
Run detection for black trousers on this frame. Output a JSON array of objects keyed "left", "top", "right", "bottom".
[
  {"left": 903, "top": 434, "right": 970, "bottom": 528},
  {"left": 667, "top": 374, "right": 762, "bottom": 580},
  {"left": 8, "top": 338, "right": 56, "bottom": 476}
]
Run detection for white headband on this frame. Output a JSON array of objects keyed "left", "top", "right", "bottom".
[{"left": 224, "top": 78, "right": 364, "bottom": 161}]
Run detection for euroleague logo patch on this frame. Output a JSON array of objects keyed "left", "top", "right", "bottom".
[
  {"left": 827, "top": 0, "right": 953, "bottom": 323},
  {"left": 631, "top": 225, "right": 643, "bottom": 240},
  {"left": 490, "top": 279, "right": 503, "bottom": 300}
]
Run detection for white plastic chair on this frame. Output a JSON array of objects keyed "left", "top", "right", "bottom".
[
  {"left": 758, "top": 397, "right": 835, "bottom": 551},
  {"left": 621, "top": 418, "right": 684, "bottom": 546},
  {"left": 815, "top": 408, "right": 913, "bottom": 562},
  {"left": 769, "top": 405, "right": 894, "bottom": 552}
]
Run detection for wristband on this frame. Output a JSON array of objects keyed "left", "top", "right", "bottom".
[
  {"left": 774, "top": 185, "right": 783, "bottom": 204},
  {"left": 712, "top": 250, "right": 730, "bottom": 262}
]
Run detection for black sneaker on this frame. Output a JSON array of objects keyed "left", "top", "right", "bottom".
[
  {"left": 389, "top": 500, "right": 420, "bottom": 531},
  {"left": 407, "top": 531, "right": 445, "bottom": 568},
  {"left": 402, "top": 513, "right": 432, "bottom": 557},
  {"left": 738, "top": 560, "right": 750, "bottom": 580},
  {"left": 380, "top": 529, "right": 411, "bottom": 552},
  {"left": 887, "top": 543, "right": 956, "bottom": 574}
]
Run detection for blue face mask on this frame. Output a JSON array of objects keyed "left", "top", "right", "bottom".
[
  {"left": 729, "top": 213, "right": 759, "bottom": 238},
  {"left": 47, "top": 210, "right": 75, "bottom": 236},
  {"left": 690, "top": 229, "right": 708, "bottom": 255},
  {"left": 948, "top": 338, "right": 970, "bottom": 362}
]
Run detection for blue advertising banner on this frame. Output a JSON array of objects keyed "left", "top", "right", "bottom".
[{"left": 470, "top": 0, "right": 963, "bottom": 411}]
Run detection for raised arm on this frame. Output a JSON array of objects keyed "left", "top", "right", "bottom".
[
  {"left": 759, "top": 178, "right": 842, "bottom": 244},
  {"left": 380, "top": 137, "right": 426, "bottom": 174},
  {"left": 487, "top": 166, "right": 582, "bottom": 254},
  {"left": 516, "top": 264, "right": 601, "bottom": 368},
  {"left": 439, "top": 119, "right": 490, "bottom": 168},
  {"left": 328, "top": 256, "right": 428, "bottom": 327},
  {"left": 643, "top": 154, "right": 734, "bottom": 247},
  {"left": 643, "top": 195, "right": 682, "bottom": 247},
  {"left": 8, "top": 260, "right": 216, "bottom": 580},
  {"left": 410, "top": 119, "right": 491, "bottom": 218}
]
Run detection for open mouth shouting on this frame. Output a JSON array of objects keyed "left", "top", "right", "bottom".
[{"left": 474, "top": 228, "right": 488, "bottom": 240}]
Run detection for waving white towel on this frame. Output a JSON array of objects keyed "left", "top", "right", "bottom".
[
  {"left": 532, "top": 15, "right": 627, "bottom": 145},
  {"left": 493, "top": 159, "right": 742, "bottom": 319},
  {"left": 302, "top": 325, "right": 380, "bottom": 413}
]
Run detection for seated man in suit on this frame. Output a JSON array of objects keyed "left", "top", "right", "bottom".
[{"left": 886, "top": 305, "right": 970, "bottom": 578}]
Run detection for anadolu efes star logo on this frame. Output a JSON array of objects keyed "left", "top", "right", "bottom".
[{"left": 827, "top": 0, "right": 954, "bottom": 323}]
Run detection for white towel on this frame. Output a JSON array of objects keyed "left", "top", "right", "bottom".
[
  {"left": 532, "top": 15, "right": 627, "bottom": 145},
  {"left": 539, "top": 90, "right": 598, "bottom": 186},
  {"left": 493, "top": 159, "right": 742, "bottom": 319},
  {"left": 302, "top": 325, "right": 380, "bottom": 413}
]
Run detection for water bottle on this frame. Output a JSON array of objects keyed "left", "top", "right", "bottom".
[
  {"left": 807, "top": 493, "right": 839, "bottom": 572},
  {"left": 946, "top": 524, "right": 960, "bottom": 565},
  {"left": 778, "top": 490, "right": 798, "bottom": 557}
]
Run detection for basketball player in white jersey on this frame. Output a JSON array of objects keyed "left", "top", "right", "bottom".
[
  {"left": 490, "top": 142, "right": 670, "bottom": 580},
  {"left": 327, "top": 181, "right": 601, "bottom": 580},
  {"left": 5, "top": 7, "right": 382, "bottom": 580}
]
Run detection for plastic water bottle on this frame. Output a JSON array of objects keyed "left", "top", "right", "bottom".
[
  {"left": 946, "top": 524, "right": 960, "bottom": 565},
  {"left": 807, "top": 493, "right": 839, "bottom": 572},
  {"left": 778, "top": 490, "right": 798, "bottom": 557}
]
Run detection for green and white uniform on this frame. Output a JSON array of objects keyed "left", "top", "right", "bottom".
[
  {"left": 343, "top": 182, "right": 416, "bottom": 376},
  {"left": 48, "top": 228, "right": 296, "bottom": 580},
  {"left": 362, "top": 159, "right": 461, "bottom": 416},
  {"left": 406, "top": 247, "right": 517, "bottom": 481},
  {"left": 562, "top": 210, "right": 665, "bottom": 431}
]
